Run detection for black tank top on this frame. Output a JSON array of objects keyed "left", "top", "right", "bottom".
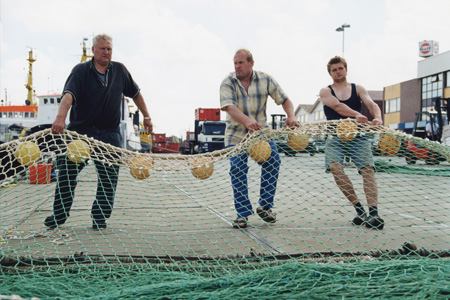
[{"left": 323, "top": 83, "right": 361, "bottom": 120}]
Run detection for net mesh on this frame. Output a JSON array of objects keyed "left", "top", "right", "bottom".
[{"left": 1, "top": 119, "right": 450, "bottom": 299}]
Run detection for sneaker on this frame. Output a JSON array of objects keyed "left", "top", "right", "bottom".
[
  {"left": 232, "top": 216, "right": 248, "bottom": 229},
  {"left": 44, "top": 215, "right": 67, "bottom": 229},
  {"left": 365, "top": 216, "right": 385, "bottom": 230},
  {"left": 256, "top": 207, "right": 277, "bottom": 223},
  {"left": 92, "top": 220, "right": 107, "bottom": 230},
  {"left": 351, "top": 212, "right": 367, "bottom": 226}
]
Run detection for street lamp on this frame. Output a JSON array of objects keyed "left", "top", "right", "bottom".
[{"left": 336, "top": 23, "right": 350, "bottom": 57}]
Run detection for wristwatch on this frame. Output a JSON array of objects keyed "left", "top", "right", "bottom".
[{"left": 143, "top": 117, "right": 151, "bottom": 120}]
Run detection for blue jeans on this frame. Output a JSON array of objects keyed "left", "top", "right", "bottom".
[
  {"left": 228, "top": 140, "right": 281, "bottom": 217},
  {"left": 53, "top": 128, "right": 122, "bottom": 223}
]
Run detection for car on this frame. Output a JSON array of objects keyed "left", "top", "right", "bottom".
[{"left": 404, "top": 140, "right": 446, "bottom": 165}]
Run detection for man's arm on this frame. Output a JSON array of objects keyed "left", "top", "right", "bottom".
[
  {"left": 356, "top": 85, "right": 383, "bottom": 125},
  {"left": 132, "top": 92, "right": 153, "bottom": 133},
  {"left": 281, "top": 98, "right": 299, "bottom": 127},
  {"left": 51, "top": 93, "right": 73, "bottom": 134},
  {"left": 319, "top": 87, "right": 368, "bottom": 123},
  {"left": 225, "top": 105, "right": 262, "bottom": 132}
]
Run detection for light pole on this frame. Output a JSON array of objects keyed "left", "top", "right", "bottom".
[{"left": 336, "top": 23, "right": 350, "bottom": 57}]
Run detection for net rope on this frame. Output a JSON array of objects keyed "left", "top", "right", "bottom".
[{"left": 1, "top": 119, "right": 450, "bottom": 299}]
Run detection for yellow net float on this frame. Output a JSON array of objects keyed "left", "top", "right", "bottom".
[
  {"left": 67, "top": 140, "right": 91, "bottom": 164},
  {"left": 129, "top": 156, "right": 153, "bottom": 180},
  {"left": 336, "top": 120, "right": 358, "bottom": 142},
  {"left": 287, "top": 132, "right": 309, "bottom": 152},
  {"left": 14, "top": 141, "right": 41, "bottom": 167},
  {"left": 248, "top": 140, "right": 272, "bottom": 163},
  {"left": 190, "top": 157, "right": 214, "bottom": 180},
  {"left": 378, "top": 133, "right": 401, "bottom": 156}
]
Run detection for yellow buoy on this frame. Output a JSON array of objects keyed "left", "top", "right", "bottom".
[
  {"left": 287, "top": 132, "right": 309, "bottom": 152},
  {"left": 191, "top": 157, "right": 214, "bottom": 180},
  {"left": 67, "top": 140, "right": 91, "bottom": 164},
  {"left": 378, "top": 134, "right": 401, "bottom": 156},
  {"left": 336, "top": 120, "right": 358, "bottom": 142},
  {"left": 14, "top": 141, "right": 41, "bottom": 166},
  {"left": 248, "top": 140, "right": 271, "bottom": 163},
  {"left": 129, "top": 156, "right": 153, "bottom": 180}
]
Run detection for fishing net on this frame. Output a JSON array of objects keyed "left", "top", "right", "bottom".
[{"left": 1, "top": 119, "right": 450, "bottom": 299}]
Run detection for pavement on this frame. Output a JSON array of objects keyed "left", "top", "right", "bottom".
[{"left": 2, "top": 153, "right": 450, "bottom": 262}]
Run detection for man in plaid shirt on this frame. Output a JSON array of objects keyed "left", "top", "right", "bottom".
[{"left": 220, "top": 49, "right": 298, "bottom": 229}]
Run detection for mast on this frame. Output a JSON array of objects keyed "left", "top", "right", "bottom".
[
  {"left": 25, "top": 48, "right": 37, "bottom": 106},
  {"left": 80, "top": 37, "right": 93, "bottom": 63},
  {"left": 1, "top": 89, "right": 6, "bottom": 106}
]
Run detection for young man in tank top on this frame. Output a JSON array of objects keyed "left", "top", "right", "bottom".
[{"left": 319, "top": 56, "right": 384, "bottom": 230}]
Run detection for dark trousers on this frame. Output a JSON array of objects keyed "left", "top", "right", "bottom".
[{"left": 53, "top": 128, "right": 122, "bottom": 223}]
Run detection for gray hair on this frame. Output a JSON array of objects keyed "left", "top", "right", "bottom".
[{"left": 93, "top": 33, "right": 113, "bottom": 47}]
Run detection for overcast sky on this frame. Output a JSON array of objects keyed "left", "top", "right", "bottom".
[{"left": 1, "top": 0, "right": 450, "bottom": 137}]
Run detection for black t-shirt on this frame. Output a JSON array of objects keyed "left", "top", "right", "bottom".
[
  {"left": 323, "top": 83, "right": 361, "bottom": 121},
  {"left": 64, "top": 59, "right": 139, "bottom": 131}
]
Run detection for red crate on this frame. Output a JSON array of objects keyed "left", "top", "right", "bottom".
[
  {"left": 29, "top": 164, "right": 52, "bottom": 184},
  {"left": 166, "top": 143, "right": 181, "bottom": 153},
  {"left": 195, "top": 108, "right": 220, "bottom": 121},
  {"left": 152, "top": 133, "right": 166, "bottom": 143}
]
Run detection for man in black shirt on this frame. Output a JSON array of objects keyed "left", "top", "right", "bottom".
[
  {"left": 45, "top": 33, "right": 152, "bottom": 230},
  {"left": 319, "top": 56, "right": 384, "bottom": 230}
]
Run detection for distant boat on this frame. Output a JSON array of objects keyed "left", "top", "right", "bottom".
[
  {"left": 0, "top": 105, "right": 38, "bottom": 142},
  {"left": 0, "top": 48, "right": 39, "bottom": 142}
]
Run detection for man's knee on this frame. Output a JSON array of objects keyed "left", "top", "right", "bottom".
[
  {"left": 329, "top": 161, "right": 344, "bottom": 173},
  {"left": 359, "top": 165, "right": 375, "bottom": 176}
]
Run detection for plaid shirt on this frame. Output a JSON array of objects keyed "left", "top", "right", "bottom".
[{"left": 220, "top": 70, "right": 288, "bottom": 146}]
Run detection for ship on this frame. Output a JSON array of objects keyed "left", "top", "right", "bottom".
[{"left": 0, "top": 49, "right": 39, "bottom": 142}]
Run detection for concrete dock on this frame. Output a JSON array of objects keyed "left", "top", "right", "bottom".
[{"left": 2, "top": 153, "right": 450, "bottom": 262}]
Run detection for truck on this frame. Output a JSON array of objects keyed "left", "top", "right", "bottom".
[{"left": 188, "top": 108, "right": 226, "bottom": 154}]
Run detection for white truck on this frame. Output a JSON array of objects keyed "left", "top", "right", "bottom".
[{"left": 188, "top": 108, "right": 226, "bottom": 154}]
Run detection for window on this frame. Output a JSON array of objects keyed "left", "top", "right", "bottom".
[
  {"left": 446, "top": 71, "right": 450, "bottom": 88},
  {"left": 422, "top": 73, "right": 443, "bottom": 111},
  {"left": 385, "top": 98, "right": 400, "bottom": 113},
  {"left": 298, "top": 114, "right": 306, "bottom": 123},
  {"left": 313, "top": 110, "right": 324, "bottom": 121},
  {"left": 44, "top": 98, "right": 48, "bottom": 104}
]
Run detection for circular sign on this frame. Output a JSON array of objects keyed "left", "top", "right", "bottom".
[{"left": 420, "top": 42, "right": 431, "bottom": 55}]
